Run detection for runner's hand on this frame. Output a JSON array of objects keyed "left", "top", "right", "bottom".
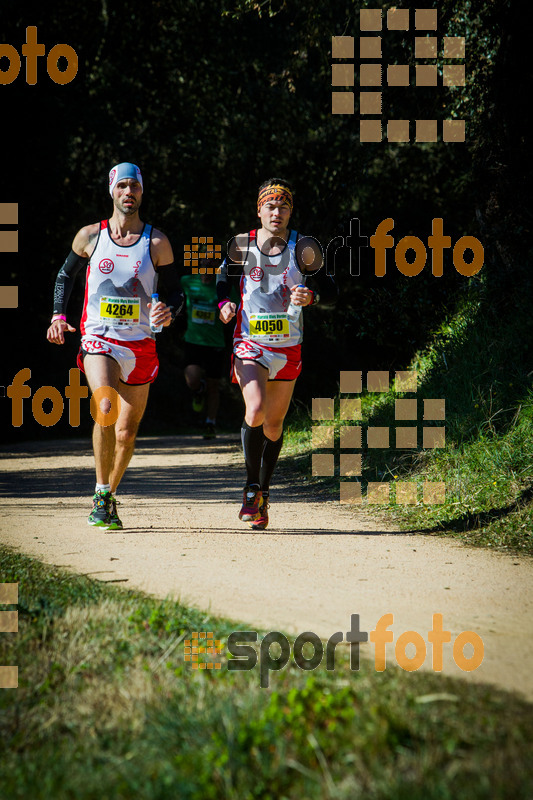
[
  {"left": 220, "top": 302, "right": 236, "bottom": 323},
  {"left": 290, "top": 285, "right": 312, "bottom": 307},
  {"left": 148, "top": 300, "right": 173, "bottom": 328},
  {"left": 47, "top": 319, "right": 76, "bottom": 345}
]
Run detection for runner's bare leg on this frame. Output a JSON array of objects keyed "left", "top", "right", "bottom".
[
  {"left": 236, "top": 359, "right": 295, "bottom": 436},
  {"left": 235, "top": 359, "right": 268, "bottom": 426},
  {"left": 263, "top": 380, "right": 296, "bottom": 441},
  {"left": 206, "top": 377, "right": 220, "bottom": 421},
  {"left": 184, "top": 364, "right": 204, "bottom": 393},
  {"left": 83, "top": 354, "right": 149, "bottom": 491},
  {"left": 83, "top": 355, "right": 121, "bottom": 485},
  {"left": 109, "top": 381, "right": 150, "bottom": 492}
]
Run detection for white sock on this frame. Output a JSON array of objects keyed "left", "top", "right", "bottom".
[{"left": 95, "top": 483, "right": 111, "bottom": 494}]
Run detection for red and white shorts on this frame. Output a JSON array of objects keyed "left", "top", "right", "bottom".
[
  {"left": 77, "top": 335, "right": 159, "bottom": 385},
  {"left": 232, "top": 339, "right": 302, "bottom": 382}
]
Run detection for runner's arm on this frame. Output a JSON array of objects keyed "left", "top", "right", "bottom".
[
  {"left": 47, "top": 225, "right": 96, "bottom": 344},
  {"left": 156, "top": 262, "right": 185, "bottom": 321},
  {"left": 216, "top": 257, "right": 241, "bottom": 322},
  {"left": 216, "top": 258, "right": 232, "bottom": 305},
  {"left": 217, "top": 234, "right": 245, "bottom": 316},
  {"left": 52, "top": 250, "right": 89, "bottom": 317},
  {"left": 304, "top": 268, "right": 338, "bottom": 309},
  {"left": 296, "top": 235, "right": 338, "bottom": 308},
  {"left": 151, "top": 229, "right": 184, "bottom": 325}
]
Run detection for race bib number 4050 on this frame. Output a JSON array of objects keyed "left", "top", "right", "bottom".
[
  {"left": 99, "top": 296, "right": 140, "bottom": 326},
  {"left": 249, "top": 313, "right": 290, "bottom": 342}
]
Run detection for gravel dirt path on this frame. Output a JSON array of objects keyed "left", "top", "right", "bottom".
[{"left": 1, "top": 434, "right": 532, "bottom": 699}]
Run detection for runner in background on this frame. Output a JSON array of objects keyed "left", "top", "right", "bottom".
[
  {"left": 46, "top": 162, "right": 184, "bottom": 530},
  {"left": 181, "top": 258, "right": 232, "bottom": 439},
  {"left": 217, "top": 178, "right": 336, "bottom": 530}
]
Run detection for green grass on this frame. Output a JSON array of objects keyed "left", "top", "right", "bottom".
[
  {"left": 1, "top": 546, "right": 533, "bottom": 799},
  {"left": 284, "top": 284, "right": 533, "bottom": 555}
]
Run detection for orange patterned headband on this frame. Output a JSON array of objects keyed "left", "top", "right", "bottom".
[{"left": 257, "top": 184, "right": 293, "bottom": 213}]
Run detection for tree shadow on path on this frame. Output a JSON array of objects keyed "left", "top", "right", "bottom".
[{"left": 0, "top": 435, "right": 405, "bottom": 535}]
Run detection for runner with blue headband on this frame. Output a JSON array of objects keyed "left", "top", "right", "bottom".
[{"left": 46, "top": 162, "right": 184, "bottom": 530}]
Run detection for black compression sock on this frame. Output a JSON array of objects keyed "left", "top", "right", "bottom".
[
  {"left": 259, "top": 432, "right": 283, "bottom": 495},
  {"left": 241, "top": 421, "right": 265, "bottom": 487}
]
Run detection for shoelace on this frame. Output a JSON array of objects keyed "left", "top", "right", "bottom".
[{"left": 109, "top": 497, "right": 120, "bottom": 514}]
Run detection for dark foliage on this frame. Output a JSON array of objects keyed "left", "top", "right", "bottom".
[{"left": 1, "top": 0, "right": 529, "bottom": 439}]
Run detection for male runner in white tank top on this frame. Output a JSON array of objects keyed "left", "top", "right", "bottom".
[
  {"left": 46, "top": 162, "right": 184, "bottom": 530},
  {"left": 217, "top": 178, "right": 335, "bottom": 530}
]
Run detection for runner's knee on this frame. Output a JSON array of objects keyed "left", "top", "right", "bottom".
[
  {"left": 185, "top": 374, "right": 201, "bottom": 391},
  {"left": 98, "top": 395, "right": 113, "bottom": 416},
  {"left": 245, "top": 404, "right": 265, "bottom": 426},
  {"left": 114, "top": 425, "right": 138, "bottom": 448},
  {"left": 263, "top": 420, "right": 284, "bottom": 440}
]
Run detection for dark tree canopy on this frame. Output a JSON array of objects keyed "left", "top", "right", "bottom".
[{"left": 1, "top": 0, "right": 529, "bottom": 436}]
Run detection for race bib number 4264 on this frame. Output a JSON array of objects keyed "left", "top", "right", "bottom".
[{"left": 99, "top": 296, "right": 140, "bottom": 326}]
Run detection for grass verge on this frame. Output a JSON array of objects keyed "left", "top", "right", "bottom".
[
  {"left": 284, "top": 285, "right": 533, "bottom": 556},
  {"left": 1, "top": 546, "right": 533, "bottom": 799}
]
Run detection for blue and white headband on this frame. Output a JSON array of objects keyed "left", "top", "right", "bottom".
[{"left": 109, "top": 162, "right": 143, "bottom": 196}]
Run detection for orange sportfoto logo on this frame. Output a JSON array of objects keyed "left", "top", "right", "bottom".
[{"left": 0, "top": 27, "right": 78, "bottom": 85}]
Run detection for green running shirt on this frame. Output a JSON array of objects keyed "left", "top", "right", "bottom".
[{"left": 182, "top": 274, "right": 226, "bottom": 348}]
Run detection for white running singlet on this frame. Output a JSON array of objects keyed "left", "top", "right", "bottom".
[
  {"left": 80, "top": 219, "right": 157, "bottom": 341},
  {"left": 233, "top": 229, "right": 305, "bottom": 348}
]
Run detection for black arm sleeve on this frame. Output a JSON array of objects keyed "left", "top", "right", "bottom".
[
  {"left": 52, "top": 250, "right": 89, "bottom": 315},
  {"left": 156, "top": 262, "right": 185, "bottom": 321},
  {"left": 294, "top": 234, "right": 338, "bottom": 308},
  {"left": 216, "top": 258, "right": 241, "bottom": 304}
]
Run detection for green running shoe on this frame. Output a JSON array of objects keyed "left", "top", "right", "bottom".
[
  {"left": 88, "top": 491, "right": 111, "bottom": 528},
  {"left": 203, "top": 422, "right": 217, "bottom": 440},
  {"left": 107, "top": 494, "right": 123, "bottom": 530},
  {"left": 192, "top": 389, "right": 205, "bottom": 413}
]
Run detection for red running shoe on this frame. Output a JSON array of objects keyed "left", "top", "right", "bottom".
[
  {"left": 250, "top": 496, "right": 269, "bottom": 530},
  {"left": 239, "top": 485, "right": 262, "bottom": 522}
]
